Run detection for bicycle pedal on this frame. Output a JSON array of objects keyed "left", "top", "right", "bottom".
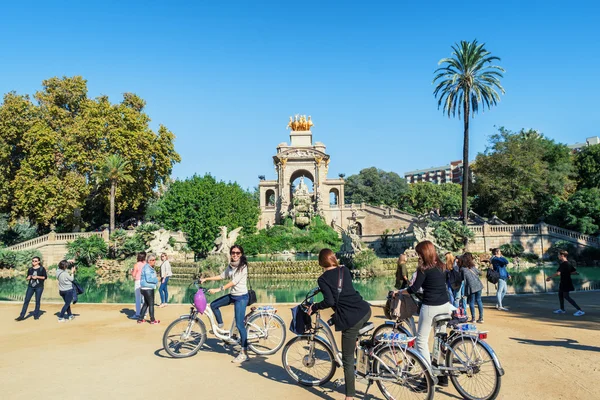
[{"left": 333, "top": 378, "right": 345, "bottom": 388}]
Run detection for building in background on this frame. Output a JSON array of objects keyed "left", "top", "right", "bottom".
[
  {"left": 404, "top": 160, "right": 464, "bottom": 184},
  {"left": 568, "top": 136, "right": 599, "bottom": 152}
]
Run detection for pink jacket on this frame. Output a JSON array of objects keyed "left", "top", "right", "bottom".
[{"left": 132, "top": 261, "right": 145, "bottom": 281}]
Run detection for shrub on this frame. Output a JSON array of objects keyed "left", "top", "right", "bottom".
[
  {"left": 66, "top": 235, "right": 108, "bottom": 267},
  {"left": 135, "top": 223, "right": 161, "bottom": 247},
  {"left": 548, "top": 240, "right": 577, "bottom": 259},
  {"left": 429, "top": 219, "right": 474, "bottom": 252},
  {"left": 0, "top": 248, "right": 43, "bottom": 270},
  {"left": 499, "top": 243, "right": 525, "bottom": 257},
  {"left": 579, "top": 247, "right": 600, "bottom": 265},
  {"left": 110, "top": 229, "right": 147, "bottom": 259},
  {"left": 521, "top": 252, "right": 540, "bottom": 262}
]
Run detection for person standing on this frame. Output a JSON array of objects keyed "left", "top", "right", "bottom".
[
  {"left": 396, "top": 240, "right": 452, "bottom": 372},
  {"left": 308, "top": 248, "right": 371, "bottom": 400},
  {"left": 57, "top": 260, "right": 76, "bottom": 322},
  {"left": 462, "top": 253, "right": 484, "bottom": 324},
  {"left": 158, "top": 253, "right": 172, "bottom": 307},
  {"left": 131, "top": 252, "right": 146, "bottom": 319},
  {"left": 546, "top": 250, "right": 585, "bottom": 316},
  {"left": 138, "top": 254, "right": 160, "bottom": 324},
  {"left": 395, "top": 253, "right": 409, "bottom": 290},
  {"left": 490, "top": 248, "right": 511, "bottom": 311},
  {"left": 15, "top": 257, "right": 47, "bottom": 321},
  {"left": 200, "top": 245, "right": 251, "bottom": 363}
]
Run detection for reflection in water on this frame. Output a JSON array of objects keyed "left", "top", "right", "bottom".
[{"left": 1, "top": 267, "right": 598, "bottom": 304}]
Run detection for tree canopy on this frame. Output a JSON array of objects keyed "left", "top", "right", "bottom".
[
  {"left": 344, "top": 167, "right": 409, "bottom": 207},
  {"left": 472, "top": 128, "right": 575, "bottom": 223},
  {"left": 546, "top": 188, "right": 600, "bottom": 235},
  {"left": 399, "top": 183, "right": 464, "bottom": 217},
  {"left": 153, "top": 174, "right": 260, "bottom": 254},
  {"left": 574, "top": 144, "right": 600, "bottom": 189},
  {"left": 0, "top": 76, "right": 180, "bottom": 230}
]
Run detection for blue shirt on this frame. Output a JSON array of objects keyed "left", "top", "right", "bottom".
[{"left": 491, "top": 256, "right": 509, "bottom": 280}]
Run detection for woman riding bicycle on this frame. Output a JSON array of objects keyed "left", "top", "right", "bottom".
[
  {"left": 395, "top": 240, "right": 453, "bottom": 369},
  {"left": 200, "top": 245, "right": 249, "bottom": 363},
  {"left": 307, "top": 248, "right": 371, "bottom": 400}
]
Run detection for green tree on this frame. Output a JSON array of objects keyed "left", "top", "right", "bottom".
[
  {"left": 344, "top": 167, "right": 409, "bottom": 207},
  {"left": 92, "top": 155, "right": 134, "bottom": 233},
  {"left": 574, "top": 145, "right": 600, "bottom": 189},
  {"left": 0, "top": 76, "right": 180, "bottom": 230},
  {"left": 154, "top": 174, "right": 260, "bottom": 254},
  {"left": 433, "top": 40, "right": 505, "bottom": 224},
  {"left": 546, "top": 188, "right": 600, "bottom": 235},
  {"left": 472, "top": 128, "right": 575, "bottom": 223},
  {"left": 399, "top": 183, "right": 465, "bottom": 216}
]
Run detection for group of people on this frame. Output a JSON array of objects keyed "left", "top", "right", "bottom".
[{"left": 129, "top": 252, "right": 173, "bottom": 324}]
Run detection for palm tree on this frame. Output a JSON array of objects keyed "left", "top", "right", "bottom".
[
  {"left": 92, "top": 154, "right": 134, "bottom": 232},
  {"left": 433, "top": 40, "right": 505, "bottom": 225}
]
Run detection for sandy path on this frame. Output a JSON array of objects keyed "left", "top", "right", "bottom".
[{"left": 1, "top": 291, "right": 599, "bottom": 399}]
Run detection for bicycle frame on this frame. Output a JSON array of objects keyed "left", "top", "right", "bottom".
[{"left": 308, "top": 310, "right": 344, "bottom": 367}]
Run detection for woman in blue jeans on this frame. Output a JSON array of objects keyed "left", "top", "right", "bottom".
[
  {"left": 461, "top": 253, "right": 484, "bottom": 323},
  {"left": 200, "top": 245, "right": 249, "bottom": 363},
  {"left": 56, "top": 260, "right": 77, "bottom": 322}
]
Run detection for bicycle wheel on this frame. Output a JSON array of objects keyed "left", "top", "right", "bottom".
[
  {"left": 162, "top": 316, "right": 207, "bottom": 358},
  {"left": 446, "top": 337, "right": 502, "bottom": 400},
  {"left": 374, "top": 345, "right": 434, "bottom": 400},
  {"left": 372, "top": 322, "right": 412, "bottom": 341},
  {"left": 246, "top": 313, "right": 287, "bottom": 355},
  {"left": 281, "top": 336, "right": 336, "bottom": 386}
]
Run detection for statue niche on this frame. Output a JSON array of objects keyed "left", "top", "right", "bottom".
[{"left": 290, "top": 176, "right": 313, "bottom": 227}]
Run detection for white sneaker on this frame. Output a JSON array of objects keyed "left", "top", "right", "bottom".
[
  {"left": 495, "top": 304, "right": 499, "bottom": 310},
  {"left": 553, "top": 309, "right": 566, "bottom": 314},
  {"left": 58, "top": 318, "right": 66, "bottom": 322},
  {"left": 499, "top": 307, "right": 509, "bottom": 311},
  {"left": 574, "top": 310, "right": 585, "bottom": 317},
  {"left": 68, "top": 315, "right": 75, "bottom": 321},
  {"left": 232, "top": 353, "right": 248, "bottom": 363}
]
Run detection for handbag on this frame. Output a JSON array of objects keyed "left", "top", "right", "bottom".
[
  {"left": 246, "top": 265, "right": 257, "bottom": 306},
  {"left": 73, "top": 280, "right": 84, "bottom": 295},
  {"left": 289, "top": 304, "right": 311, "bottom": 335}
]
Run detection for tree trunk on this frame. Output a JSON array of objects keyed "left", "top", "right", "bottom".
[
  {"left": 110, "top": 181, "right": 116, "bottom": 233},
  {"left": 462, "top": 98, "right": 470, "bottom": 227}
]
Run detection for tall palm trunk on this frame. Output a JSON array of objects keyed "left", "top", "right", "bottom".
[
  {"left": 462, "top": 98, "right": 470, "bottom": 226},
  {"left": 110, "top": 181, "right": 116, "bottom": 233}
]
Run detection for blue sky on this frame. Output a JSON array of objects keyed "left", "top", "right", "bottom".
[{"left": 1, "top": 0, "right": 599, "bottom": 190}]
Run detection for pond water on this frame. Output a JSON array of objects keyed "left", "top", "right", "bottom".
[
  {"left": 246, "top": 253, "right": 318, "bottom": 262},
  {"left": 1, "top": 266, "right": 598, "bottom": 305}
]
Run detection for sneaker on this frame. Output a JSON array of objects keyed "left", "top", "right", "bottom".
[
  {"left": 68, "top": 315, "right": 75, "bottom": 321},
  {"left": 495, "top": 304, "right": 499, "bottom": 310},
  {"left": 437, "top": 376, "right": 449, "bottom": 387},
  {"left": 150, "top": 320, "right": 161, "bottom": 325},
  {"left": 15, "top": 316, "right": 25, "bottom": 321},
  {"left": 137, "top": 320, "right": 145, "bottom": 324},
  {"left": 468, "top": 318, "right": 475, "bottom": 323},
  {"left": 58, "top": 318, "right": 66, "bottom": 323},
  {"left": 499, "top": 307, "right": 509, "bottom": 311},
  {"left": 553, "top": 309, "right": 566, "bottom": 314},
  {"left": 232, "top": 353, "right": 248, "bottom": 363},
  {"left": 477, "top": 319, "right": 484, "bottom": 324},
  {"left": 574, "top": 310, "right": 585, "bottom": 317}
]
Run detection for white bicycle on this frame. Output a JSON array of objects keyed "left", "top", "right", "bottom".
[{"left": 162, "top": 282, "right": 286, "bottom": 358}]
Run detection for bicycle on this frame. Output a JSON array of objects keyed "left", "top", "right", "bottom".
[
  {"left": 162, "top": 281, "right": 286, "bottom": 358},
  {"left": 281, "top": 287, "right": 436, "bottom": 400},
  {"left": 428, "top": 313, "right": 504, "bottom": 400}
]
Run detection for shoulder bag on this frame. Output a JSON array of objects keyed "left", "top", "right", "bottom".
[{"left": 245, "top": 265, "right": 257, "bottom": 306}]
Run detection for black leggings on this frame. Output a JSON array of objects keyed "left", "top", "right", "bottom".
[
  {"left": 341, "top": 310, "right": 372, "bottom": 397},
  {"left": 559, "top": 291, "right": 580, "bottom": 311},
  {"left": 139, "top": 289, "right": 155, "bottom": 321}
]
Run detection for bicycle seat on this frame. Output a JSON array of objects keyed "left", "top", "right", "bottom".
[
  {"left": 358, "top": 322, "right": 375, "bottom": 335},
  {"left": 433, "top": 314, "right": 452, "bottom": 325}
]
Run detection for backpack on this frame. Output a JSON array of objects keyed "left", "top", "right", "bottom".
[
  {"left": 486, "top": 268, "right": 500, "bottom": 284},
  {"left": 447, "top": 268, "right": 463, "bottom": 290}
]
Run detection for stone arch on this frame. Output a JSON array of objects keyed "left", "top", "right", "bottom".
[
  {"left": 329, "top": 188, "right": 339, "bottom": 206},
  {"left": 265, "top": 189, "right": 275, "bottom": 207},
  {"left": 355, "top": 222, "right": 363, "bottom": 236},
  {"left": 289, "top": 169, "right": 315, "bottom": 196}
]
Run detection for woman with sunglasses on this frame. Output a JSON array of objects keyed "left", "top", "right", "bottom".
[
  {"left": 15, "top": 257, "right": 47, "bottom": 321},
  {"left": 200, "top": 245, "right": 249, "bottom": 363}
]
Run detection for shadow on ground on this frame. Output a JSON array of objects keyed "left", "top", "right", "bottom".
[
  {"left": 482, "top": 291, "right": 600, "bottom": 331},
  {"left": 510, "top": 337, "right": 600, "bottom": 352}
]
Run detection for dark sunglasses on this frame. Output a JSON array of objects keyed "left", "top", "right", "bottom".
[{"left": 231, "top": 251, "right": 242, "bottom": 255}]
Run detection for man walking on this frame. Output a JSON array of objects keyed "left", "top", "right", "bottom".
[
  {"left": 491, "top": 248, "right": 511, "bottom": 311},
  {"left": 546, "top": 250, "right": 585, "bottom": 316}
]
